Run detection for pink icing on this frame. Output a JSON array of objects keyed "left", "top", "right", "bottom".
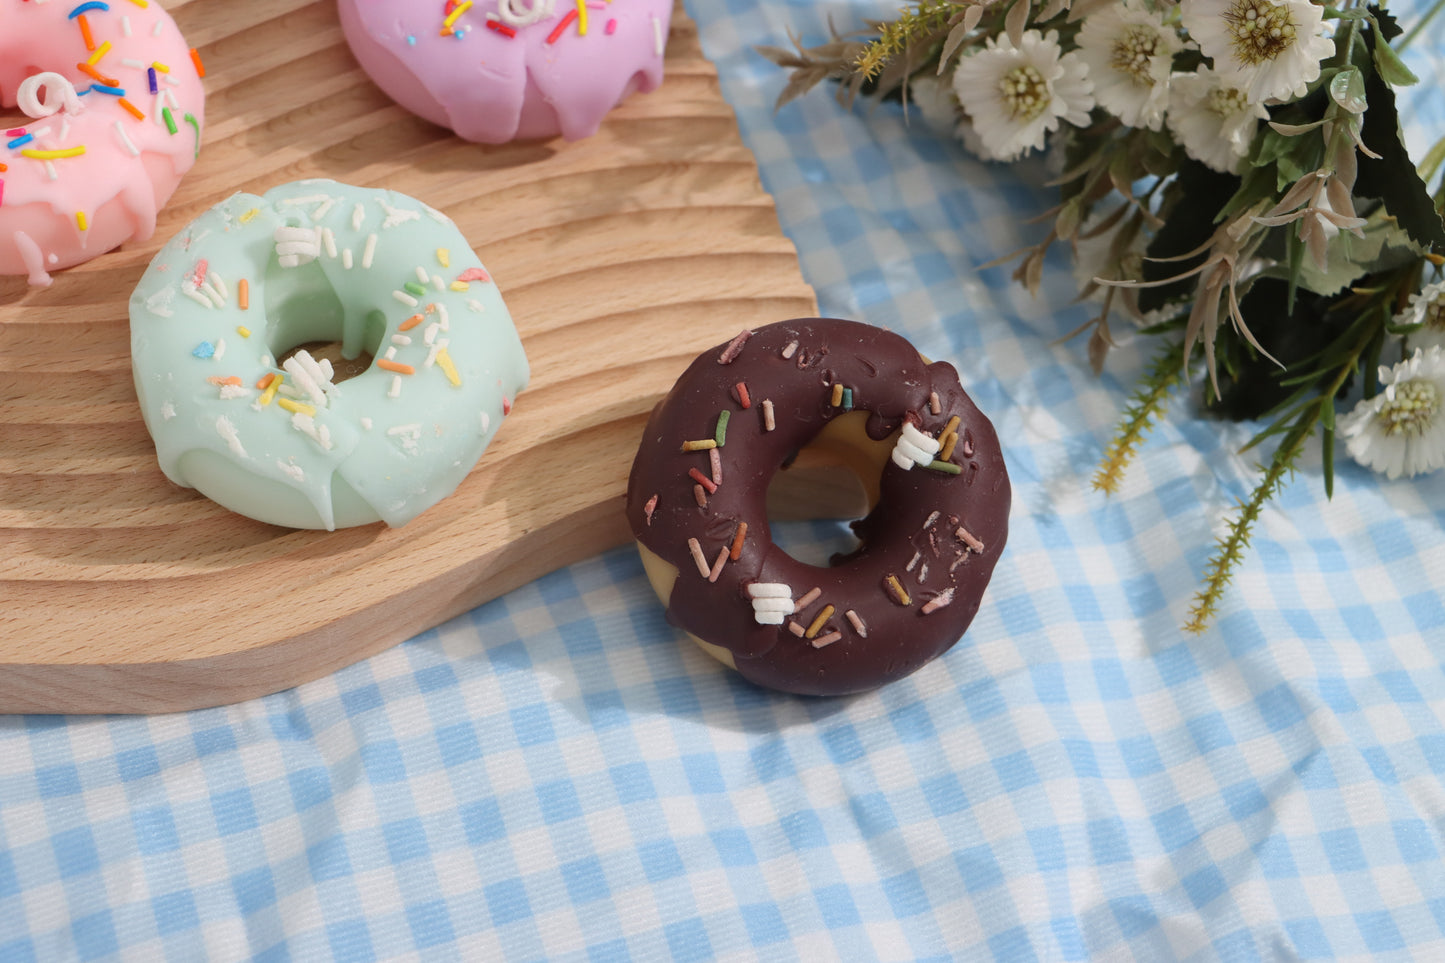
[
  {"left": 337, "top": 0, "right": 671, "bottom": 144},
  {"left": 0, "top": 0, "right": 205, "bottom": 285}
]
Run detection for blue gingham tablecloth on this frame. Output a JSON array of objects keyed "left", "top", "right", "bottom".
[{"left": 4, "top": 1, "right": 1444, "bottom": 960}]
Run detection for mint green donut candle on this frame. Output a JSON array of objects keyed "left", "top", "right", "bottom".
[{"left": 129, "top": 180, "right": 529, "bottom": 530}]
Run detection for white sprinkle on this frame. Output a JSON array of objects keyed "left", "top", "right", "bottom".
[
  {"left": 209, "top": 271, "right": 228, "bottom": 301},
  {"left": 762, "top": 399, "right": 775, "bottom": 431},
  {"left": 290, "top": 412, "right": 333, "bottom": 450},
  {"left": 906, "top": 551, "right": 921, "bottom": 573},
  {"left": 121, "top": 15, "right": 132, "bottom": 36},
  {"left": 384, "top": 346, "right": 397, "bottom": 361},
  {"left": 44, "top": 161, "right": 57, "bottom": 182},
  {"left": 436, "top": 303, "right": 450, "bottom": 330},
  {"left": 423, "top": 205, "right": 451, "bottom": 224},
  {"left": 216, "top": 416, "right": 247, "bottom": 458},
  {"left": 479, "top": 411, "right": 491, "bottom": 435},
  {"left": 213, "top": 338, "right": 226, "bottom": 360},
  {"left": 200, "top": 278, "right": 225, "bottom": 305},
  {"left": 321, "top": 228, "right": 337, "bottom": 259},
  {"left": 378, "top": 199, "right": 420, "bottom": 229},
  {"left": 781, "top": 341, "right": 798, "bottom": 359},
  {"left": 424, "top": 339, "right": 447, "bottom": 368},
  {"left": 845, "top": 610, "right": 867, "bottom": 638},
  {"left": 313, "top": 197, "right": 336, "bottom": 221},
  {"left": 391, "top": 334, "right": 412, "bottom": 346},
  {"left": 114, "top": 120, "right": 140, "bottom": 157},
  {"left": 956, "top": 525, "right": 985, "bottom": 553},
  {"left": 360, "top": 417, "right": 373, "bottom": 430},
  {"left": 746, "top": 583, "right": 791, "bottom": 599},
  {"left": 423, "top": 322, "right": 440, "bottom": 346},
  {"left": 466, "top": 299, "right": 484, "bottom": 313},
  {"left": 431, "top": 274, "right": 445, "bottom": 291},
  {"left": 277, "top": 460, "right": 306, "bottom": 482},
  {"left": 652, "top": 14, "right": 664, "bottom": 56},
  {"left": 145, "top": 288, "right": 175, "bottom": 318},
  {"left": 753, "top": 598, "right": 794, "bottom": 614},
  {"left": 415, "top": 266, "right": 430, "bottom": 284},
  {"left": 218, "top": 384, "right": 250, "bottom": 400},
  {"left": 352, "top": 203, "right": 365, "bottom": 231},
  {"left": 387, "top": 423, "right": 422, "bottom": 436},
  {"left": 388, "top": 376, "right": 402, "bottom": 399},
  {"left": 279, "top": 194, "right": 329, "bottom": 208},
  {"left": 162, "top": 75, "right": 180, "bottom": 87},
  {"left": 181, "top": 285, "right": 213, "bottom": 309},
  {"left": 918, "top": 563, "right": 929, "bottom": 583},
  {"left": 362, "top": 234, "right": 378, "bottom": 269},
  {"left": 153, "top": 91, "right": 166, "bottom": 127},
  {"left": 160, "top": 402, "right": 176, "bottom": 420},
  {"left": 283, "top": 350, "right": 331, "bottom": 407},
  {"left": 393, "top": 290, "right": 419, "bottom": 307},
  {"left": 152, "top": 20, "right": 163, "bottom": 36},
  {"left": 342, "top": 249, "right": 353, "bottom": 270},
  {"left": 929, "top": 391, "right": 941, "bottom": 415},
  {"left": 58, "top": 118, "right": 70, "bottom": 141},
  {"left": 923, "top": 510, "right": 940, "bottom": 529},
  {"left": 122, "top": 58, "right": 146, "bottom": 69}
]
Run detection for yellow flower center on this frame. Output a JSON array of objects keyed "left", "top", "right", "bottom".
[
  {"left": 1111, "top": 25, "right": 1164, "bottom": 86},
  {"left": 1206, "top": 85, "right": 1250, "bottom": 117},
  {"left": 999, "top": 64, "right": 1050, "bottom": 121},
  {"left": 1378, "top": 379, "right": 1438, "bottom": 437},
  {"left": 1223, "top": 0, "right": 1298, "bottom": 66}
]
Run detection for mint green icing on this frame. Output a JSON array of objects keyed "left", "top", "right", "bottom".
[{"left": 129, "top": 179, "right": 529, "bottom": 530}]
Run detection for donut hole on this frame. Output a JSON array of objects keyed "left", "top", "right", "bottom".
[
  {"left": 765, "top": 415, "right": 880, "bottom": 567},
  {"left": 263, "top": 257, "right": 383, "bottom": 382}
]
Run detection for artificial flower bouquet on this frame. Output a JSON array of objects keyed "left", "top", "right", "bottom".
[{"left": 765, "top": 0, "right": 1445, "bottom": 629}]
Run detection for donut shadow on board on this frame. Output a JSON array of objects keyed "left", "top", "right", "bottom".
[{"left": 627, "top": 319, "right": 1011, "bottom": 697}]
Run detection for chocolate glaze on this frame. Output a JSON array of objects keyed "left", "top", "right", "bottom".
[{"left": 626, "top": 319, "right": 1010, "bottom": 695}]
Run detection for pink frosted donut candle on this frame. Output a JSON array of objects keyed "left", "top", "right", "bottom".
[
  {"left": 0, "top": 0, "right": 206, "bottom": 286},
  {"left": 338, "top": 0, "right": 671, "bottom": 144}
]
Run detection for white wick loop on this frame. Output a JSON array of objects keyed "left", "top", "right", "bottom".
[
  {"left": 17, "top": 73, "right": 84, "bottom": 119},
  {"left": 495, "top": 0, "right": 555, "bottom": 27}
]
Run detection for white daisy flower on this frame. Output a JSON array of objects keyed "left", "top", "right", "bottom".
[
  {"left": 1166, "top": 67, "right": 1269, "bottom": 171},
  {"left": 1338, "top": 346, "right": 1445, "bottom": 480},
  {"left": 908, "top": 75, "right": 964, "bottom": 134},
  {"left": 1180, "top": 0, "right": 1335, "bottom": 103},
  {"left": 1074, "top": 0, "right": 1184, "bottom": 130},
  {"left": 1400, "top": 281, "right": 1445, "bottom": 353},
  {"left": 952, "top": 29, "right": 1094, "bottom": 161}
]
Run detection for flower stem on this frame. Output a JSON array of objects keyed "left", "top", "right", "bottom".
[{"left": 1399, "top": 0, "right": 1445, "bottom": 52}]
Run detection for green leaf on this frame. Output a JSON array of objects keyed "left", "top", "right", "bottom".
[
  {"left": 1321, "top": 417, "right": 1336, "bottom": 498},
  {"left": 1329, "top": 68, "right": 1368, "bottom": 114},
  {"left": 1356, "top": 68, "right": 1445, "bottom": 252},
  {"left": 1372, "top": 39, "right": 1419, "bottom": 86},
  {"left": 1367, "top": 4, "right": 1403, "bottom": 41}
]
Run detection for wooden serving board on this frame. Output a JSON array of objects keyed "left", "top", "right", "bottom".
[{"left": 0, "top": 0, "right": 817, "bottom": 713}]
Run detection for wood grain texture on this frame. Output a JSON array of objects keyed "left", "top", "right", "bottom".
[{"left": 0, "top": 0, "right": 817, "bottom": 713}]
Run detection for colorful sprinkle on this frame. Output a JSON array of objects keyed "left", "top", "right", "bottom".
[
  {"left": 148, "top": 66, "right": 158, "bottom": 94},
  {"left": 926, "top": 459, "right": 961, "bottom": 475},
  {"left": 842, "top": 387, "right": 853, "bottom": 411},
  {"left": 236, "top": 326, "right": 251, "bottom": 338},
  {"left": 184, "top": 113, "right": 200, "bottom": 156},
  {"left": 717, "top": 329, "right": 751, "bottom": 364},
  {"left": 793, "top": 587, "right": 822, "bottom": 613},
  {"left": 830, "top": 383, "right": 844, "bottom": 407},
  {"left": 78, "top": 14, "right": 96, "bottom": 51},
  {"left": 762, "top": 399, "right": 775, "bottom": 431},
  {"left": 714, "top": 409, "right": 730, "bottom": 447},
  {"left": 643, "top": 494, "right": 658, "bottom": 525},
  {"left": 734, "top": 382, "right": 751, "bottom": 409},
  {"left": 403, "top": 280, "right": 427, "bottom": 297},
  {"left": 378, "top": 359, "right": 416, "bottom": 375},
  {"left": 258, "top": 376, "right": 282, "bottom": 406},
  {"left": 605, "top": 17, "right": 618, "bottom": 33},
  {"left": 811, "top": 631, "right": 842, "bottom": 649},
  {"left": 956, "top": 525, "right": 985, "bottom": 553},
  {"left": 729, "top": 521, "right": 748, "bottom": 560},
  {"left": 546, "top": 9, "right": 578, "bottom": 44},
  {"left": 680, "top": 439, "right": 716, "bottom": 452},
  {"left": 707, "top": 546, "right": 728, "bottom": 582},
  {"left": 693, "top": 484, "right": 707, "bottom": 507},
  {"left": 805, "top": 604, "right": 835, "bottom": 639},
  {"left": 68, "top": 2, "right": 111, "bottom": 17},
  {"left": 845, "top": 609, "right": 867, "bottom": 638},
  {"left": 787, "top": 621, "right": 805, "bottom": 637},
  {"left": 688, "top": 467, "right": 716, "bottom": 494},
  {"left": 117, "top": 97, "right": 144, "bottom": 120},
  {"left": 87, "top": 40, "right": 112, "bottom": 65},
  {"left": 189, "top": 48, "right": 205, "bottom": 77},
  {"left": 687, "top": 537, "right": 709, "bottom": 578},
  {"left": 399, "top": 314, "right": 424, "bottom": 332},
  {"left": 277, "top": 398, "right": 315, "bottom": 417},
  {"left": 884, "top": 575, "right": 911, "bottom": 607},
  {"left": 436, "top": 349, "right": 461, "bottom": 386},
  {"left": 929, "top": 391, "right": 941, "bottom": 415},
  {"left": 436, "top": 249, "right": 450, "bottom": 268},
  {"left": 486, "top": 19, "right": 517, "bottom": 37},
  {"left": 920, "top": 588, "right": 955, "bottom": 615},
  {"left": 709, "top": 447, "right": 722, "bottom": 485},
  {"left": 238, "top": 278, "right": 249, "bottom": 311},
  {"left": 161, "top": 106, "right": 177, "bottom": 134},
  {"left": 456, "top": 267, "right": 489, "bottom": 283},
  {"left": 192, "top": 341, "right": 215, "bottom": 359}
]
